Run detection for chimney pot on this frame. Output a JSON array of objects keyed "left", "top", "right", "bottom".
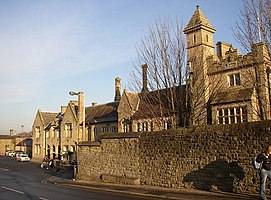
[{"left": 114, "top": 77, "right": 121, "bottom": 101}]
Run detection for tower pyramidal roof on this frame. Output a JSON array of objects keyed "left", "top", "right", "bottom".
[{"left": 184, "top": 5, "right": 215, "bottom": 33}]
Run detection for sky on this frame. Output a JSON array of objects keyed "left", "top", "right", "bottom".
[{"left": 0, "top": 0, "right": 243, "bottom": 135}]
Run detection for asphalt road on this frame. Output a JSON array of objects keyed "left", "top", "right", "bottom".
[{"left": 0, "top": 156, "right": 154, "bottom": 200}]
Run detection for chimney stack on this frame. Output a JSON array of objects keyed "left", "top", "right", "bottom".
[
  {"left": 114, "top": 77, "right": 121, "bottom": 101},
  {"left": 141, "top": 63, "right": 148, "bottom": 93},
  {"left": 78, "top": 92, "right": 84, "bottom": 124},
  {"left": 10, "top": 129, "right": 14, "bottom": 136}
]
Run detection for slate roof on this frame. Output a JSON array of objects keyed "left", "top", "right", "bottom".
[
  {"left": 40, "top": 111, "right": 58, "bottom": 127},
  {"left": 184, "top": 5, "right": 215, "bottom": 33},
  {"left": 85, "top": 102, "right": 119, "bottom": 124},
  {"left": 210, "top": 87, "right": 254, "bottom": 105}
]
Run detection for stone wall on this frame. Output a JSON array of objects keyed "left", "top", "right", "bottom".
[
  {"left": 77, "top": 133, "right": 140, "bottom": 182},
  {"left": 77, "top": 120, "right": 271, "bottom": 194}
]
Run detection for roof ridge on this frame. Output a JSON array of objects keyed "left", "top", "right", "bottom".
[{"left": 89, "top": 101, "right": 118, "bottom": 107}]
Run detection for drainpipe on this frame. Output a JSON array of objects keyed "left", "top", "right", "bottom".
[{"left": 266, "top": 67, "right": 271, "bottom": 118}]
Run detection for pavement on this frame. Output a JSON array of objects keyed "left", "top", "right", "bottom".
[{"left": 42, "top": 165, "right": 258, "bottom": 200}]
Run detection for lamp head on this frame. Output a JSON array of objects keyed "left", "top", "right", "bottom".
[{"left": 69, "top": 91, "right": 79, "bottom": 96}]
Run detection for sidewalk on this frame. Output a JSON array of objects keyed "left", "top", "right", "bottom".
[{"left": 43, "top": 166, "right": 257, "bottom": 200}]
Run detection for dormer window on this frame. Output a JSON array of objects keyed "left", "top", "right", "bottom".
[{"left": 229, "top": 73, "right": 241, "bottom": 87}]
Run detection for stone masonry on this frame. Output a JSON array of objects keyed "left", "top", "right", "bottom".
[{"left": 77, "top": 120, "right": 271, "bottom": 194}]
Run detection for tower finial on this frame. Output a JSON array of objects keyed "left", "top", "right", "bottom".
[{"left": 196, "top": 5, "right": 200, "bottom": 10}]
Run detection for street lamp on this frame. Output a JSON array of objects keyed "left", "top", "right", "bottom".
[{"left": 69, "top": 91, "right": 80, "bottom": 96}]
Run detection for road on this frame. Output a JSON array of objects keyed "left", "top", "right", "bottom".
[{"left": 0, "top": 156, "right": 153, "bottom": 200}]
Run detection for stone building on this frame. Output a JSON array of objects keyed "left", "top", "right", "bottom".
[
  {"left": 32, "top": 92, "right": 86, "bottom": 161},
  {"left": 0, "top": 129, "right": 32, "bottom": 156}
]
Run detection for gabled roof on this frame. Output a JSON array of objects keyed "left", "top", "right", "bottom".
[
  {"left": 123, "top": 90, "right": 140, "bottom": 111},
  {"left": 66, "top": 101, "right": 79, "bottom": 121},
  {"left": 184, "top": 5, "right": 215, "bottom": 33},
  {"left": 210, "top": 87, "right": 254, "bottom": 105},
  {"left": 85, "top": 102, "right": 119, "bottom": 124}
]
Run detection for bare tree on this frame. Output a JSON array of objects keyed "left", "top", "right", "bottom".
[
  {"left": 234, "top": 0, "right": 271, "bottom": 120},
  {"left": 130, "top": 17, "right": 187, "bottom": 128}
]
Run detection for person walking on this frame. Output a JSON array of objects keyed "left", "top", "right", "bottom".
[{"left": 256, "top": 145, "right": 271, "bottom": 200}]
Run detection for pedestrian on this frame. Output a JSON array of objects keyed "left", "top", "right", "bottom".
[
  {"left": 56, "top": 159, "right": 60, "bottom": 175},
  {"left": 49, "top": 159, "right": 54, "bottom": 168},
  {"left": 256, "top": 145, "right": 271, "bottom": 200}
]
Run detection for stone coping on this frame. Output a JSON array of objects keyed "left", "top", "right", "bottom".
[{"left": 101, "top": 132, "right": 140, "bottom": 139}]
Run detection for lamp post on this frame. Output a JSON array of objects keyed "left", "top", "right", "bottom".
[
  {"left": 69, "top": 91, "right": 85, "bottom": 180},
  {"left": 21, "top": 124, "right": 24, "bottom": 152}
]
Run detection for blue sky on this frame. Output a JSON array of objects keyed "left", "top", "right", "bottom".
[{"left": 0, "top": 0, "right": 243, "bottom": 134}]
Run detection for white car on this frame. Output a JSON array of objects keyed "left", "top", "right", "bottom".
[
  {"left": 15, "top": 151, "right": 25, "bottom": 161},
  {"left": 18, "top": 154, "right": 30, "bottom": 162}
]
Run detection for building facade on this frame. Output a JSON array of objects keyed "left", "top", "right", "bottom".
[{"left": 32, "top": 6, "right": 271, "bottom": 161}]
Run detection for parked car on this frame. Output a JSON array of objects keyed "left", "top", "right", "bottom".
[
  {"left": 9, "top": 150, "right": 17, "bottom": 157},
  {"left": 18, "top": 154, "right": 30, "bottom": 162},
  {"left": 9, "top": 150, "right": 24, "bottom": 157},
  {"left": 15, "top": 151, "right": 25, "bottom": 161},
  {"left": 5, "top": 150, "right": 14, "bottom": 157}
]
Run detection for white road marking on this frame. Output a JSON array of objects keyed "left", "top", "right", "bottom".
[
  {"left": 39, "top": 197, "right": 49, "bottom": 200},
  {"left": 1, "top": 186, "right": 24, "bottom": 194},
  {"left": 0, "top": 168, "right": 10, "bottom": 171}
]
